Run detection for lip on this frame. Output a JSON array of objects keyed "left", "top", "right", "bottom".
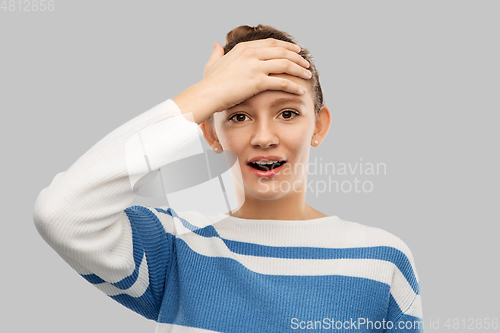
[
  {"left": 247, "top": 155, "right": 286, "bottom": 163},
  {"left": 248, "top": 162, "right": 286, "bottom": 178}
]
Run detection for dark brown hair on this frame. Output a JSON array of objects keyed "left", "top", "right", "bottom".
[{"left": 208, "top": 24, "right": 324, "bottom": 122}]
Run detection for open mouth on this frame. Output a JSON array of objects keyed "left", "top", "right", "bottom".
[{"left": 248, "top": 160, "right": 286, "bottom": 172}]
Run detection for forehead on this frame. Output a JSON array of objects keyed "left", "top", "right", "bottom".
[{"left": 226, "top": 74, "right": 315, "bottom": 111}]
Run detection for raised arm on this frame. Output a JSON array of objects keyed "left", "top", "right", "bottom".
[
  {"left": 33, "top": 98, "right": 202, "bottom": 319},
  {"left": 33, "top": 38, "right": 312, "bottom": 320}
]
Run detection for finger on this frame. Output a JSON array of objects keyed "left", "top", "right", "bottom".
[
  {"left": 206, "top": 42, "right": 224, "bottom": 66},
  {"left": 214, "top": 42, "right": 225, "bottom": 56},
  {"left": 261, "top": 59, "right": 313, "bottom": 80},
  {"left": 204, "top": 42, "right": 225, "bottom": 75},
  {"left": 238, "top": 37, "right": 301, "bottom": 54},
  {"left": 252, "top": 46, "right": 310, "bottom": 69},
  {"left": 263, "top": 76, "right": 308, "bottom": 96}
]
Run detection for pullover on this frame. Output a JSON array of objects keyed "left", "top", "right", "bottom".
[{"left": 33, "top": 99, "right": 424, "bottom": 332}]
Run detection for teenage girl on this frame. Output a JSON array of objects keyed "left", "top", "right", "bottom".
[{"left": 34, "top": 25, "right": 424, "bottom": 332}]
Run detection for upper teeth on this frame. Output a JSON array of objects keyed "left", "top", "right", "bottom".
[{"left": 253, "top": 160, "right": 280, "bottom": 165}]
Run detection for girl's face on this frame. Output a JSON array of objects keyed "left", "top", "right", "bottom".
[{"left": 212, "top": 74, "right": 320, "bottom": 201}]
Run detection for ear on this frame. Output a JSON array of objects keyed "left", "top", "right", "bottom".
[
  {"left": 313, "top": 105, "right": 331, "bottom": 142},
  {"left": 200, "top": 118, "right": 219, "bottom": 150}
]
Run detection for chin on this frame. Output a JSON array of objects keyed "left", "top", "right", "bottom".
[{"left": 247, "top": 182, "right": 290, "bottom": 200}]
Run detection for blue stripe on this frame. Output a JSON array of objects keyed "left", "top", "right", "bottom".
[
  {"left": 225, "top": 240, "right": 419, "bottom": 294},
  {"left": 81, "top": 205, "right": 173, "bottom": 320},
  {"left": 80, "top": 209, "right": 144, "bottom": 290},
  {"left": 124, "top": 206, "right": 170, "bottom": 301},
  {"left": 155, "top": 207, "right": 220, "bottom": 238},
  {"left": 80, "top": 273, "right": 105, "bottom": 284}
]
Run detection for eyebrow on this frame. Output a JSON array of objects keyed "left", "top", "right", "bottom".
[
  {"left": 233, "top": 97, "right": 305, "bottom": 109},
  {"left": 270, "top": 97, "right": 305, "bottom": 108}
]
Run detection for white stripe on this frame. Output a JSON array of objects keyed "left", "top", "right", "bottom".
[
  {"left": 213, "top": 214, "right": 409, "bottom": 251},
  {"left": 155, "top": 323, "right": 221, "bottom": 333},
  {"left": 390, "top": 266, "right": 419, "bottom": 314},
  {"left": 404, "top": 294, "right": 423, "bottom": 319},
  {"left": 160, "top": 210, "right": 411, "bottom": 253},
  {"left": 181, "top": 233, "right": 387, "bottom": 282},
  {"left": 92, "top": 253, "right": 150, "bottom": 297}
]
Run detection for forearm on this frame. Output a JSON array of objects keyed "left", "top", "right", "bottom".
[{"left": 33, "top": 98, "right": 202, "bottom": 278}]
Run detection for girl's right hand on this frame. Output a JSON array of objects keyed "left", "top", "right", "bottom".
[
  {"left": 173, "top": 38, "right": 312, "bottom": 125},
  {"left": 201, "top": 38, "right": 312, "bottom": 113}
]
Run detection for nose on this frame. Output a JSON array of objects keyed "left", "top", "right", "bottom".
[{"left": 250, "top": 118, "right": 279, "bottom": 149}]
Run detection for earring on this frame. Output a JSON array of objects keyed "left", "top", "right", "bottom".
[
  {"left": 314, "top": 140, "right": 318, "bottom": 145},
  {"left": 215, "top": 148, "right": 218, "bottom": 151}
]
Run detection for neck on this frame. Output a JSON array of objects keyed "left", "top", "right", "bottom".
[{"left": 227, "top": 191, "right": 325, "bottom": 221}]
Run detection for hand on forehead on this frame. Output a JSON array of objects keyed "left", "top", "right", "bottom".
[{"left": 257, "top": 73, "right": 315, "bottom": 105}]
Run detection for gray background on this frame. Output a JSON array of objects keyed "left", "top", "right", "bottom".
[{"left": 2, "top": 0, "right": 498, "bottom": 332}]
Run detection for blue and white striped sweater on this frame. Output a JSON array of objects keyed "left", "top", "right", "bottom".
[
  {"left": 78, "top": 205, "right": 423, "bottom": 332},
  {"left": 33, "top": 98, "right": 423, "bottom": 332}
]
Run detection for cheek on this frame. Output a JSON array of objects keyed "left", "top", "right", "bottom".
[
  {"left": 213, "top": 120, "right": 232, "bottom": 145},
  {"left": 282, "top": 128, "right": 311, "bottom": 157},
  {"left": 287, "top": 116, "right": 315, "bottom": 138},
  {"left": 218, "top": 128, "right": 245, "bottom": 151},
  {"left": 286, "top": 121, "right": 315, "bottom": 153}
]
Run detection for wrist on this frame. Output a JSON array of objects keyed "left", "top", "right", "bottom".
[{"left": 173, "top": 81, "right": 219, "bottom": 125}]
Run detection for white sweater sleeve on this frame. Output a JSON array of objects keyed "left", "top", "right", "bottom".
[{"left": 33, "top": 99, "right": 203, "bottom": 319}]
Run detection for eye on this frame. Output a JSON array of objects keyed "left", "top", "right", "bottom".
[
  {"left": 228, "top": 110, "right": 299, "bottom": 123},
  {"left": 278, "top": 109, "right": 299, "bottom": 120},
  {"left": 228, "top": 113, "right": 250, "bottom": 122}
]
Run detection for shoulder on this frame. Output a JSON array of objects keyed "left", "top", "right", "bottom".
[
  {"left": 335, "top": 217, "right": 421, "bottom": 290},
  {"left": 333, "top": 217, "right": 409, "bottom": 247},
  {"left": 334, "top": 216, "right": 417, "bottom": 265}
]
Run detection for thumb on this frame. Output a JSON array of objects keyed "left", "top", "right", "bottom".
[
  {"left": 208, "top": 42, "right": 224, "bottom": 62},
  {"left": 204, "top": 42, "right": 224, "bottom": 77}
]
